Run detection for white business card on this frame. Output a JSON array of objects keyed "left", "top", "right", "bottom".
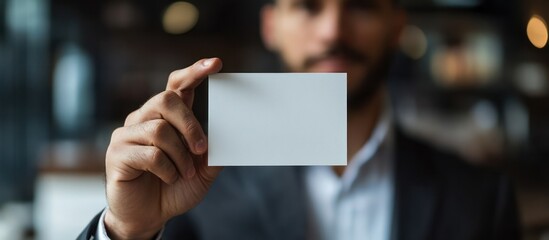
[{"left": 208, "top": 73, "right": 347, "bottom": 166}]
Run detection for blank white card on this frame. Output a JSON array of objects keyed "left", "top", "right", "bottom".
[{"left": 208, "top": 73, "right": 347, "bottom": 166}]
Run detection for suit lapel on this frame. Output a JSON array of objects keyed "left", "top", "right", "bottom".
[
  {"left": 257, "top": 167, "right": 308, "bottom": 240},
  {"left": 391, "top": 130, "right": 441, "bottom": 240},
  {"left": 258, "top": 130, "right": 441, "bottom": 240}
]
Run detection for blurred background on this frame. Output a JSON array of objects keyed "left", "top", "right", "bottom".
[{"left": 0, "top": 0, "right": 548, "bottom": 239}]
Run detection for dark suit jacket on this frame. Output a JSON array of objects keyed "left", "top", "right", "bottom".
[{"left": 78, "top": 129, "right": 520, "bottom": 240}]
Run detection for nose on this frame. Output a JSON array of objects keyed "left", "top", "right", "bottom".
[{"left": 314, "top": 5, "right": 344, "bottom": 46}]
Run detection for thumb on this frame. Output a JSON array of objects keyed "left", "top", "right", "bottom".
[{"left": 166, "top": 58, "right": 223, "bottom": 107}]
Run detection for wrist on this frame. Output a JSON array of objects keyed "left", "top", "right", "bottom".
[{"left": 104, "top": 209, "right": 163, "bottom": 240}]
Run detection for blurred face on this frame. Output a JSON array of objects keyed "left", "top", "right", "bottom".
[{"left": 262, "top": 0, "right": 404, "bottom": 109}]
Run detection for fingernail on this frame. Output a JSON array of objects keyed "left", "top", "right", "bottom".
[
  {"left": 202, "top": 58, "right": 214, "bottom": 67},
  {"left": 186, "top": 167, "right": 195, "bottom": 179},
  {"left": 195, "top": 139, "right": 206, "bottom": 153}
]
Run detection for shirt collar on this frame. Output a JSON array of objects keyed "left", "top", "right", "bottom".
[{"left": 340, "top": 99, "right": 393, "bottom": 188}]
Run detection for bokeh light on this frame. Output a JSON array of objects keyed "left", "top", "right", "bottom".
[
  {"left": 162, "top": 1, "right": 199, "bottom": 35},
  {"left": 399, "top": 25, "right": 428, "bottom": 60},
  {"left": 527, "top": 15, "right": 548, "bottom": 49}
]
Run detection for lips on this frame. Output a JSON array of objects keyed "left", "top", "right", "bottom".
[{"left": 309, "top": 56, "right": 351, "bottom": 72}]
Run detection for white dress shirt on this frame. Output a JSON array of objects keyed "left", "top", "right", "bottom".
[
  {"left": 94, "top": 208, "right": 163, "bottom": 240},
  {"left": 305, "top": 108, "right": 394, "bottom": 240},
  {"left": 96, "top": 109, "right": 394, "bottom": 240}
]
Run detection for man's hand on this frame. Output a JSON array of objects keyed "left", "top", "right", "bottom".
[{"left": 104, "top": 58, "right": 223, "bottom": 239}]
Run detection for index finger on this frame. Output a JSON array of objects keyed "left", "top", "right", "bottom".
[{"left": 167, "top": 57, "right": 223, "bottom": 93}]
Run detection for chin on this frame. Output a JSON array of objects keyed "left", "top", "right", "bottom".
[{"left": 347, "top": 71, "right": 370, "bottom": 89}]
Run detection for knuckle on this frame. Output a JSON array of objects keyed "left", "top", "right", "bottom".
[
  {"left": 124, "top": 110, "right": 137, "bottom": 126},
  {"left": 106, "top": 131, "right": 126, "bottom": 162},
  {"left": 125, "top": 107, "right": 147, "bottom": 126},
  {"left": 105, "top": 145, "right": 117, "bottom": 164},
  {"left": 149, "top": 120, "right": 171, "bottom": 140},
  {"left": 148, "top": 148, "right": 166, "bottom": 167},
  {"left": 105, "top": 145, "right": 123, "bottom": 170},
  {"left": 168, "top": 70, "right": 179, "bottom": 82},
  {"left": 167, "top": 70, "right": 182, "bottom": 89},
  {"left": 170, "top": 68, "right": 192, "bottom": 88},
  {"left": 111, "top": 127, "right": 124, "bottom": 141},
  {"left": 158, "top": 91, "right": 181, "bottom": 110}
]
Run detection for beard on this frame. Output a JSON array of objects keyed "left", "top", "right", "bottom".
[
  {"left": 345, "top": 46, "right": 393, "bottom": 111},
  {"left": 283, "top": 42, "right": 395, "bottom": 111}
]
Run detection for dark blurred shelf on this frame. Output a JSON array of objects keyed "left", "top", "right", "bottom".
[{"left": 39, "top": 141, "right": 105, "bottom": 173}]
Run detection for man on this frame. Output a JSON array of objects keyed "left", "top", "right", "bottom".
[{"left": 79, "top": 0, "right": 520, "bottom": 239}]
